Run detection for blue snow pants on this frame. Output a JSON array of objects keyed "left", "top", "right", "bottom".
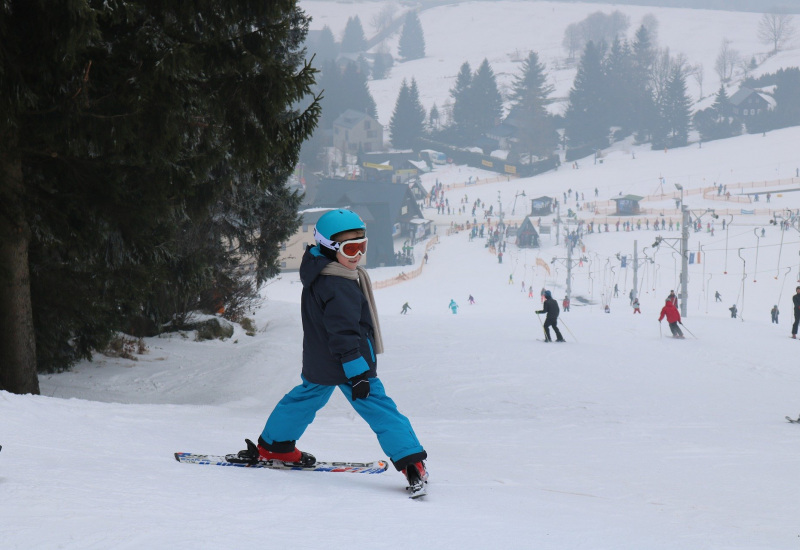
[{"left": 260, "top": 376, "right": 425, "bottom": 466}]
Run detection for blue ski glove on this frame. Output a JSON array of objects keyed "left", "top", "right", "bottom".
[{"left": 350, "top": 373, "right": 370, "bottom": 401}]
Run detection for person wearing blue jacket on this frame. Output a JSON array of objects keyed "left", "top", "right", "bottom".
[{"left": 252, "top": 209, "right": 427, "bottom": 488}]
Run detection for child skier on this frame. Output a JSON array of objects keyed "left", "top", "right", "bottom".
[
  {"left": 449, "top": 299, "right": 459, "bottom": 314},
  {"left": 243, "top": 209, "right": 427, "bottom": 492}
]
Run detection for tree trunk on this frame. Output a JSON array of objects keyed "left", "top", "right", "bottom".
[{"left": 0, "top": 154, "right": 40, "bottom": 395}]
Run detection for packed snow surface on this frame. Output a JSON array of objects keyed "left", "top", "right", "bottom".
[{"left": 4, "top": 2, "right": 800, "bottom": 549}]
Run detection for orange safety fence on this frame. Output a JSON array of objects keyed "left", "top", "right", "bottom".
[{"left": 373, "top": 236, "right": 439, "bottom": 289}]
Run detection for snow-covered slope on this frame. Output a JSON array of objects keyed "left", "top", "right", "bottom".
[{"left": 4, "top": 2, "right": 800, "bottom": 549}]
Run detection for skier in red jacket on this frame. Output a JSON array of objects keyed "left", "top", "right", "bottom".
[{"left": 658, "top": 299, "right": 684, "bottom": 338}]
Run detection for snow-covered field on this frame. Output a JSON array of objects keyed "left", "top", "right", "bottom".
[{"left": 4, "top": 2, "right": 800, "bottom": 549}]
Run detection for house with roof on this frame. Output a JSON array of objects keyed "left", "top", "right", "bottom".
[
  {"left": 333, "top": 109, "right": 383, "bottom": 155},
  {"left": 279, "top": 179, "right": 428, "bottom": 270},
  {"left": 516, "top": 217, "right": 541, "bottom": 248},
  {"left": 729, "top": 87, "right": 774, "bottom": 119}
]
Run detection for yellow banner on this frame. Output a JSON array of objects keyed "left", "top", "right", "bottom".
[
  {"left": 363, "top": 162, "right": 393, "bottom": 170},
  {"left": 536, "top": 257, "right": 551, "bottom": 275}
]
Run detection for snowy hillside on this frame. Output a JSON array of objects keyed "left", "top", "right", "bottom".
[
  {"left": 302, "top": 0, "right": 800, "bottom": 124},
  {"left": 4, "top": 2, "right": 800, "bottom": 549}
]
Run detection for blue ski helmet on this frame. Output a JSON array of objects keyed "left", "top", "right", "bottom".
[
  {"left": 314, "top": 209, "right": 366, "bottom": 258},
  {"left": 544, "top": 290, "right": 552, "bottom": 299}
]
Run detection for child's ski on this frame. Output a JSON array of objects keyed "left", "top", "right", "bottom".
[{"left": 174, "top": 452, "right": 388, "bottom": 474}]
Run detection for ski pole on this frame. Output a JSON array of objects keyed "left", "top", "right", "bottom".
[
  {"left": 535, "top": 312, "right": 547, "bottom": 340},
  {"left": 559, "top": 317, "right": 578, "bottom": 343},
  {"left": 658, "top": 321, "right": 662, "bottom": 339},
  {"left": 679, "top": 322, "right": 697, "bottom": 339}
]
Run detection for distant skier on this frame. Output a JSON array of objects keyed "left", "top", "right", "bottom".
[
  {"left": 659, "top": 299, "right": 684, "bottom": 338},
  {"left": 401, "top": 302, "right": 411, "bottom": 315},
  {"left": 614, "top": 284, "right": 619, "bottom": 297},
  {"left": 536, "top": 290, "right": 565, "bottom": 342},
  {"left": 729, "top": 304, "right": 738, "bottom": 319},
  {"left": 468, "top": 294, "right": 475, "bottom": 305},
  {"left": 562, "top": 296, "right": 570, "bottom": 312},
  {"left": 632, "top": 298, "right": 641, "bottom": 314},
  {"left": 714, "top": 291, "right": 722, "bottom": 302},
  {"left": 449, "top": 299, "right": 459, "bottom": 315},
  {"left": 771, "top": 305, "right": 779, "bottom": 324},
  {"left": 792, "top": 287, "right": 800, "bottom": 338},
  {"left": 604, "top": 304, "right": 610, "bottom": 313}
]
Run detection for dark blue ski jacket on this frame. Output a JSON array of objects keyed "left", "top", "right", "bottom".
[{"left": 299, "top": 246, "right": 378, "bottom": 385}]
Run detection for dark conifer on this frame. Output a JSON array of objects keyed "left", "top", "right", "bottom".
[
  {"left": 508, "top": 51, "right": 557, "bottom": 160},
  {"left": 399, "top": 12, "right": 426, "bottom": 61},
  {"left": 564, "top": 41, "right": 610, "bottom": 150},
  {"left": 341, "top": 16, "right": 367, "bottom": 53},
  {"left": 1, "top": 1, "right": 320, "bottom": 386}
]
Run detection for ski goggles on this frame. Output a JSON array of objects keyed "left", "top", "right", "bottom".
[
  {"left": 314, "top": 227, "right": 368, "bottom": 258},
  {"left": 337, "top": 237, "right": 368, "bottom": 259}
]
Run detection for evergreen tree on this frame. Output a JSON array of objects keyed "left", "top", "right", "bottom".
[
  {"left": 773, "top": 67, "right": 800, "bottom": 128},
  {"left": 429, "top": 103, "right": 440, "bottom": 131},
  {"left": 389, "top": 78, "right": 426, "bottom": 149},
  {"left": 450, "top": 62, "right": 474, "bottom": 143},
  {"left": 507, "top": 51, "right": 557, "bottom": 160},
  {"left": 316, "top": 61, "right": 377, "bottom": 131},
  {"left": 341, "top": 16, "right": 367, "bottom": 53},
  {"left": 564, "top": 41, "right": 610, "bottom": 150},
  {"left": 398, "top": 12, "right": 425, "bottom": 61},
  {"left": 311, "top": 25, "right": 339, "bottom": 65},
  {"left": 603, "top": 37, "right": 636, "bottom": 138},
  {"left": 712, "top": 84, "right": 731, "bottom": 118},
  {"left": 470, "top": 59, "right": 504, "bottom": 138},
  {"left": 1, "top": 1, "right": 319, "bottom": 390},
  {"left": 631, "top": 25, "right": 658, "bottom": 142},
  {"left": 694, "top": 86, "right": 740, "bottom": 142},
  {"left": 654, "top": 67, "right": 691, "bottom": 148},
  {"left": 340, "top": 61, "right": 378, "bottom": 119}
]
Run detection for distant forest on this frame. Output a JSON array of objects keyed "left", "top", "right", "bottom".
[
  {"left": 552, "top": 0, "right": 800, "bottom": 15},
  {"left": 408, "top": 0, "right": 800, "bottom": 15}
]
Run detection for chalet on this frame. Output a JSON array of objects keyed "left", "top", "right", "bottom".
[
  {"left": 516, "top": 217, "right": 541, "bottom": 248},
  {"left": 333, "top": 110, "right": 383, "bottom": 155},
  {"left": 729, "top": 87, "right": 774, "bottom": 118},
  {"left": 279, "top": 179, "right": 428, "bottom": 270},
  {"left": 611, "top": 195, "right": 644, "bottom": 215}
]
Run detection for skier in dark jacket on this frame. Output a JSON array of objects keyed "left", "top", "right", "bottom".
[
  {"left": 792, "top": 287, "right": 800, "bottom": 338},
  {"left": 251, "top": 209, "right": 427, "bottom": 488},
  {"left": 536, "top": 290, "right": 565, "bottom": 342}
]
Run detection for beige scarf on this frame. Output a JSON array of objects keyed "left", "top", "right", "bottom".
[{"left": 320, "top": 263, "right": 384, "bottom": 354}]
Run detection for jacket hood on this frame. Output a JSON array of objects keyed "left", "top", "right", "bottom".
[{"left": 300, "top": 245, "right": 332, "bottom": 288}]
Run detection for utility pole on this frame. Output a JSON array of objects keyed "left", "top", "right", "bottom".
[
  {"left": 680, "top": 205, "right": 689, "bottom": 317},
  {"left": 632, "top": 240, "right": 639, "bottom": 302},
  {"left": 555, "top": 200, "right": 561, "bottom": 246},
  {"left": 566, "top": 234, "right": 573, "bottom": 300}
]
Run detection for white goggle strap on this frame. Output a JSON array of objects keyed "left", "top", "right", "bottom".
[{"left": 314, "top": 227, "right": 340, "bottom": 252}]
